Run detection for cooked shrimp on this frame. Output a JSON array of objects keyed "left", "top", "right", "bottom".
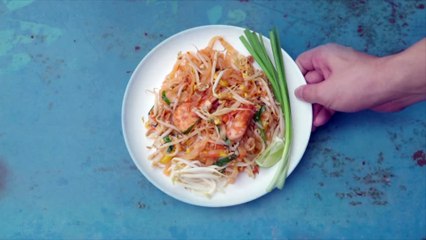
[
  {"left": 173, "top": 102, "right": 199, "bottom": 132},
  {"left": 225, "top": 106, "right": 255, "bottom": 141}
]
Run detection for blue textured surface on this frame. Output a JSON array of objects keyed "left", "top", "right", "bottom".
[{"left": 1, "top": 0, "right": 425, "bottom": 239}]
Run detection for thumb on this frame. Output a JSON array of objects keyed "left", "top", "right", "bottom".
[{"left": 294, "top": 84, "right": 322, "bottom": 104}]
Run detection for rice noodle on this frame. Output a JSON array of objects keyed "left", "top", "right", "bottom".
[
  {"left": 169, "top": 157, "right": 227, "bottom": 197},
  {"left": 227, "top": 87, "right": 254, "bottom": 105},
  {"left": 144, "top": 36, "right": 283, "bottom": 197},
  {"left": 212, "top": 70, "right": 226, "bottom": 99},
  {"left": 210, "top": 51, "right": 219, "bottom": 84}
]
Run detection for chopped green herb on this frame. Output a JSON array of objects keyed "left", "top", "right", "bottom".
[
  {"left": 215, "top": 154, "right": 238, "bottom": 167},
  {"left": 163, "top": 135, "right": 174, "bottom": 153},
  {"left": 162, "top": 91, "right": 171, "bottom": 105},
  {"left": 254, "top": 105, "right": 265, "bottom": 122}
]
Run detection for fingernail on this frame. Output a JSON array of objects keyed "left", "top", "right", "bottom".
[{"left": 294, "top": 86, "right": 304, "bottom": 100}]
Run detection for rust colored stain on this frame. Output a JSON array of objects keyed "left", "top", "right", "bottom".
[
  {"left": 336, "top": 187, "right": 388, "bottom": 206},
  {"left": 386, "top": 0, "right": 398, "bottom": 24},
  {"left": 412, "top": 150, "right": 426, "bottom": 167},
  {"left": 335, "top": 152, "right": 393, "bottom": 206},
  {"left": 357, "top": 25, "right": 363, "bottom": 34}
]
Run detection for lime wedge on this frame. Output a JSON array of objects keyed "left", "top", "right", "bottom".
[{"left": 255, "top": 137, "right": 284, "bottom": 168}]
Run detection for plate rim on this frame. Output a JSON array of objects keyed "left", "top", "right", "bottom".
[{"left": 122, "top": 24, "right": 312, "bottom": 207}]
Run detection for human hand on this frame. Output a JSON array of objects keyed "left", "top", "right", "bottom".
[
  {"left": 295, "top": 44, "right": 379, "bottom": 130},
  {"left": 294, "top": 39, "right": 426, "bottom": 130}
]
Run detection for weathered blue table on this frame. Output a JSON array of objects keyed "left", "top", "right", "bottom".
[{"left": 1, "top": 0, "right": 425, "bottom": 239}]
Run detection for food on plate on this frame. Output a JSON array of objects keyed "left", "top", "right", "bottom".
[{"left": 144, "top": 35, "right": 285, "bottom": 196}]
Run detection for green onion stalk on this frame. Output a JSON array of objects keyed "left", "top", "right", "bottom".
[{"left": 240, "top": 28, "right": 292, "bottom": 191}]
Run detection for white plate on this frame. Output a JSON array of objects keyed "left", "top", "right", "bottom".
[{"left": 122, "top": 25, "right": 312, "bottom": 207}]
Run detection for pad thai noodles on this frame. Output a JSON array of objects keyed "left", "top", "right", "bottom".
[{"left": 145, "top": 36, "right": 284, "bottom": 197}]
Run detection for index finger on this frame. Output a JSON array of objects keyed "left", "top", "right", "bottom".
[{"left": 296, "top": 47, "right": 318, "bottom": 75}]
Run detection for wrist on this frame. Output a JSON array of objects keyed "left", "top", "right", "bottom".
[{"left": 372, "top": 40, "right": 426, "bottom": 111}]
